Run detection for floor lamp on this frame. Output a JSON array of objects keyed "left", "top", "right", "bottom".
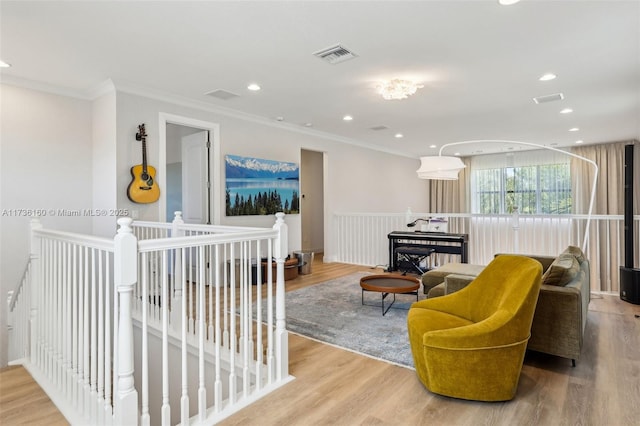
[{"left": 416, "top": 140, "right": 599, "bottom": 253}]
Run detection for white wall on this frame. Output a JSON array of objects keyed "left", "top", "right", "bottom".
[
  {"left": 0, "top": 84, "right": 94, "bottom": 367},
  {"left": 92, "top": 87, "right": 118, "bottom": 236},
  {"left": 113, "top": 90, "right": 430, "bottom": 256},
  {"left": 0, "top": 83, "right": 430, "bottom": 367}
]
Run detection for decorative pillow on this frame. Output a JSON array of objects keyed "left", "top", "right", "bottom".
[
  {"left": 542, "top": 253, "right": 580, "bottom": 286},
  {"left": 562, "top": 245, "right": 586, "bottom": 264}
]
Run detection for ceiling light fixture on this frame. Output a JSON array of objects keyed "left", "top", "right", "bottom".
[
  {"left": 0, "top": 60, "right": 11, "bottom": 68},
  {"left": 560, "top": 108, "right": 573, "bottom": 114},
  {"left": 247, "top": 83, "right": 261, "bottom": 91},
  {"left": 429, "top": 144, "right": 437, "bottom": 149},
  {"left": 498, "top": 0, "right": 521, "bottom": 5},
  {"left": 395, "top": 133, "right": 404, "bottom": 138},
  {"left": 343, "top": 115, "right": 353, "bottom": 121},
  {"left": 569, "top": 127, "right": 580, "bottom": 132},
  {"left": 378, "top": 79, "right": 423, "bottom": 100},
  {"left": 575, "top": 140, "right": 584, "bottom": 144},
  {"left": 539, "top": 73, "right": 557, "bottom": 81}
]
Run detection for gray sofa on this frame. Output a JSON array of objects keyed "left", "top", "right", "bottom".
[{"left": 420, "top": 247, "right": 590, "bottom": 366}]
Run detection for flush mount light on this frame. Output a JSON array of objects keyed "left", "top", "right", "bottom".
[
  {"left": 560, "top": 108, "right": 573, "bottom": 114},
  {"left": 575, "top": 140, "right": 584, "bottom": 144},
  {"left": 247, "top": 83, "right": 261, "bottom": 91},
  {"left": 395, "top": 133, "right": 404, "bottom": 138},
  {"left": 429, "top": 144, "right": 437, "bottom": 149},
  {"left": 569, "top": 127, "right": 580, "bottom": 132},
  {"left": 343, "top": 115, "right": 353, "bottom": 121},
  {"left": 539, "top": 73, "right": 557, "bottom": 81},
  {"left": 0, "top": 60, "right": 11, "bottom": 68},
  {"left": 377, "top": 79, "right": 423, "bottom": 100},
  {"left": 498, "top": 0, "right": 521, "bottom": 5}
]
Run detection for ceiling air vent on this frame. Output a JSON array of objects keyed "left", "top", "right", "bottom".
[
  {"left": 313, "top": 44, "right": 358, "bottom": 64},
  {"left": 205, "top": 89, "right": 240, "bottom": 100},
  {"left": 370, "top": 125, "right": 389, "bottom": 131},
  {"left": 533, "top": 92, "right": 564, "bottom": 104}
]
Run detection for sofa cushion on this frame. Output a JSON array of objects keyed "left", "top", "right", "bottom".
[
  {"left": 562, "top": 245, "right": 586, "bottom": 264},
  {"left": 542, "top": 253, "right": 580, "bottom": 286}
]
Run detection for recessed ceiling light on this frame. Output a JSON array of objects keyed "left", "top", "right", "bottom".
[
  {"left": 575, "top": 140, "right": 584, "bottom": 144},
  {"left": 343, "top": 115, "right": 353, "bottom": 121},
  {"left": 498, "top": 0, "right": 521, "bottom": 5},
  {"left": 0, "top": 60, "right": 11, "bottom": 68},
  {"left": 560, "top": 108, "right": 573, "bottom": 114},
  {"left": 275, "top": 116, "right": 284, "bottom": 122},
  {"left": 395, "top": 133, "right": 403, "bottom": 138},
  {"left": 247, "top": 83, "right": 261, "bottom": 91},
  {"left": 429, "top": 145, "right": 437, "bottom": 149},
  {"left": 569, "top": 127, "right": 580, "bottom": 132},
  {"left": 539, "top": 73, "right": 557, "bottom": 82},
  {"left": 304, "top": 123, "right": 313, "bottom": 127},
  {"left": 454, "top": 152, "right": 461, "bottom": 156}
]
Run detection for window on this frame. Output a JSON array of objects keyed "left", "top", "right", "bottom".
[{"left": 472, "top": 163, "right": 571, "bottom": 214}]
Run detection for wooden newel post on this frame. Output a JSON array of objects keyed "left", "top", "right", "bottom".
[
  {"left": 272, "top": 212, "right": 288, "bottom": 380},
  {"left": 114, "top": 218, "right": 139, "bottom": 425},
  {"left": 29, "top": 218, "right": 43, "bottom": 365}
]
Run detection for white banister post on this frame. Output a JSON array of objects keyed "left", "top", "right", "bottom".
[
  {"left": 511, "top": 206, "right": 519, "bottom": 254},
  {"left": 29, "top": 218, "right": 43, "bottom": 364},
  {"left": 171, "top": 211, "right": 184, "bottom": 330},
  {"left": 272, "top": 212, "right": 288, "bottom": 380},
  {"left": 114, "top": 218, "right": 139, "bottom": 426}
]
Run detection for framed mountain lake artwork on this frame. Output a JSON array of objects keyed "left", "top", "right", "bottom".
[{"left": 225, "top": 154, "right": 300, "bottom": 216}]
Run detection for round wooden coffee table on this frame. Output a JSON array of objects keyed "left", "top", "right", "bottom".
[{"left": 360, "top": 274, "right": 420, "bottom": 316}]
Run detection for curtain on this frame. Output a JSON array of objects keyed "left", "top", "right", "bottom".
[
  {"left": 429, "top": 157, "right": 471, "bottom": 213},
  {"left": 571, "top": 140, "right": 640, "bottom": 292}
]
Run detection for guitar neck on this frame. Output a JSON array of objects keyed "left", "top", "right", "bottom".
[{"left": 141, "top": 137, "right": 148, "bottom": 173}]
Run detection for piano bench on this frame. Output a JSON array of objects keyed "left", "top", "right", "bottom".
[{"left": 394, "top": 246, "right": 436, "bottom": 275}]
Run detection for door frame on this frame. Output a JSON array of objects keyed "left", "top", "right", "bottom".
[{"left": 158, "top": 113, "right": 221, "bottom": 223}]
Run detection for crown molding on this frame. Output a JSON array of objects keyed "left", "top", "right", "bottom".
[
  {"left": 1, "top": 74, "right": 416, "bottom": 160},
  {"left": 0, "top": 74, "right": 95, "bottom": 100},
  {"left": 109, "top": 79, "right": 416, "bottom": 160}
]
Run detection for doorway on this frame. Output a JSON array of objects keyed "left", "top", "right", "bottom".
[
  {"left": 300, "top": 149, "right": 325, "bottom": 253},
  {"left": 159, "top": 113, "right": 220, "bottom": 224}
]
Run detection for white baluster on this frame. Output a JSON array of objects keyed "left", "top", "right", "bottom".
[
  {"left": 273, "top": 212, "right": 288, "bottom": 381},
  {"left": 171, "top": 211, "right": 184, "bottom": 330},
  {"left": 180, "top": 247, "right": 189, "bottom": 425},
  {"left": 114, "top": 218, "right": 139, "bottom": 426},
  {"left": 161, "top": 250, "right": 170, "bottom": 426},
  {"left": 29, "top": 219, "right": 42, "bottom": 366},
  {"left": 198, "top": 247, "right": 206, "bottom": 423}
]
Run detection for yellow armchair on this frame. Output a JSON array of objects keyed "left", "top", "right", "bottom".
[{"left": 407, "top": 255, "right": 542, "bottom": 401}]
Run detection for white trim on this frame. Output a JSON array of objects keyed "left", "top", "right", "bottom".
[
  {"left": 114, "top": 80, "right": 415, "bottom": 159},
  {"left": 0, "top": 74, "right": 95, "bottom": 100},
  {"left": 158, "top": 113, "right": 221, "bottom": 224},
  {"left": 2, "top": 75, "right": 415, "bottom": 159}
]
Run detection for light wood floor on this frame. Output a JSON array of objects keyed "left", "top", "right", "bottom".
[
  {"left": 2, "top": 256, "right": 639, "bottom": 425},
  {"left": 0, "top": 365, "right": 68, "bottom": 425}
]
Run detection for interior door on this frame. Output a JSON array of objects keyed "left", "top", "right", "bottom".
[{"left": 181, "top": 130, "right": 210, "bottom": 224}]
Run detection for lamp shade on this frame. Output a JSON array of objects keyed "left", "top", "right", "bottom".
[{"left": 416, "top": 156, "right": 466, "bottom": 180}]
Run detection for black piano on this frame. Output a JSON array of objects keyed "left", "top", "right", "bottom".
[{"left": 387, "top": 231, "right": 469, "bottom": 274}]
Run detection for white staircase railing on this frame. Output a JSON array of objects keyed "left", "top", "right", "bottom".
[
  {"left": 7, "top": 212, "right": 291, "bottom": 425},
  {"left": 332, "top": 211, "right": 640, "bottom": 293}
]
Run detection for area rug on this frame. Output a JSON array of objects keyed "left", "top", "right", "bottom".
[{"left": 284, "top": 272, "right": 420, "bottom": 369}]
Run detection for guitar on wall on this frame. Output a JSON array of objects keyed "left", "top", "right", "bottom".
[{"left": 127, "top": 123, "right": 160, "bottom": 204}]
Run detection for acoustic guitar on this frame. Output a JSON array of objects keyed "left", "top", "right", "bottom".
[{"left": 127, "top": 123, "right": 160, "bottom": 204}]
